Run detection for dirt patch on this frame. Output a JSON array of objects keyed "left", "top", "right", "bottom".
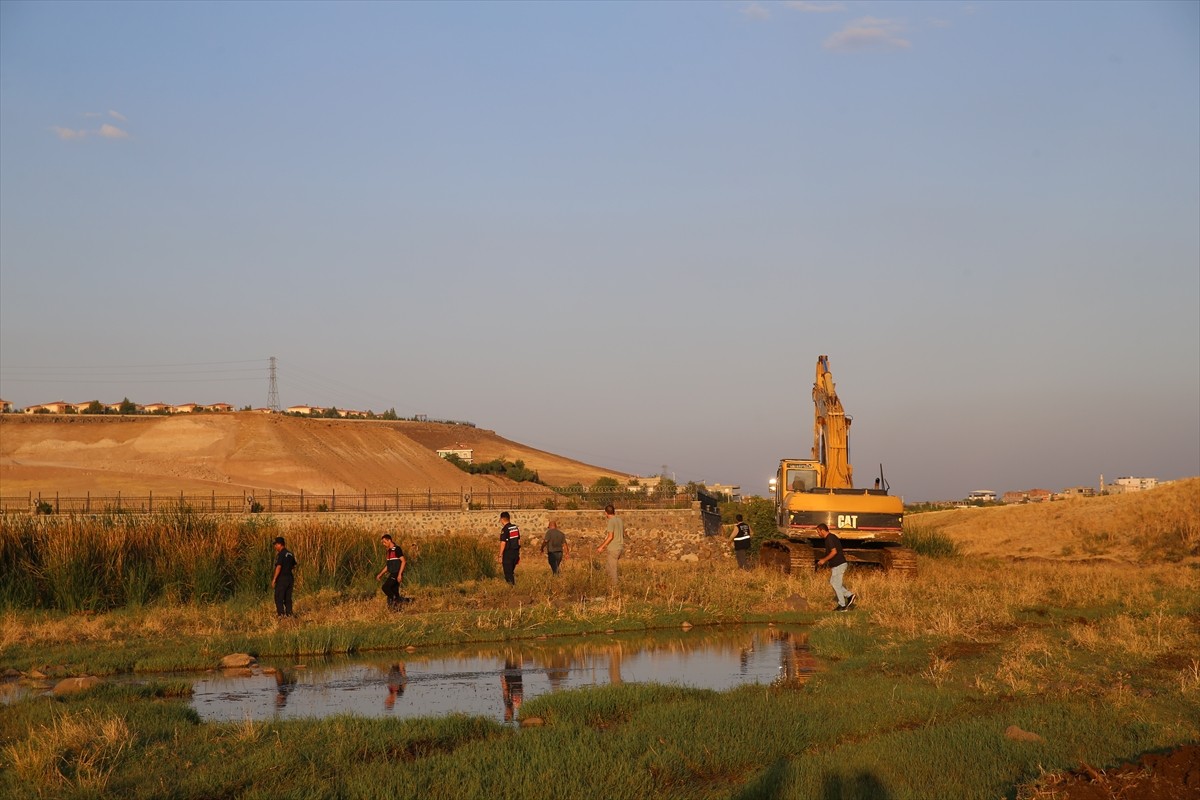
[{"left": 1023, "top": 745, "right": 1200, "bottom": 800}]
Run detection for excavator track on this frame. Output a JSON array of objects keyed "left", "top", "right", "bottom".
[
  {"left": 880, "top": 545, "right": 918, "bottom": 575},
  {"left": 759, "top": 540, "right": 818, "bottom": 574}
]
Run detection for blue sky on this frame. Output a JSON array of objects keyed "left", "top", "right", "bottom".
[{"left": 1, "top": 0, "right": 1197, "bottom": 501}]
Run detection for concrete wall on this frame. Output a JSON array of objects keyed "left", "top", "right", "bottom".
[{"left": 272, "top": 507, "right": 732, "bottom": 563}]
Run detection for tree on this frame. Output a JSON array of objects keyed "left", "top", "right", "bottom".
[
  {"left": 82, "top": 400, "right": 106, "bottom": 415},
  {"left": 652, "top": 477, "right": 677, "bottom": 501},
  {"left": 118, "top": 398, "right": 139, "bottom": 415}
]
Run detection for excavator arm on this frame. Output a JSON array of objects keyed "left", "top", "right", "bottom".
[{"left": 812, "top": 355, "right": 854, "bottom": 489}]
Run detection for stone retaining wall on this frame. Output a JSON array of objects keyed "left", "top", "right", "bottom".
[{"left": 272, "top": 507, "right": 732, "bottom": 563}]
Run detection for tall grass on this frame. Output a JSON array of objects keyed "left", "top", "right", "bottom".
[
  {"left": 903, "top": 523, "right": 961, "bottom": 558},
  {"left": 0, "top": 511, "right": 498, "bottom": 612}
]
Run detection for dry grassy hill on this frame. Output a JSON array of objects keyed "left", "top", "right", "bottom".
[
  {"left": 909, "top": 477, "right": 1200, "bottom": 564},
  {"left": 0, "top": 413, "right": 629, "bottom": 496}
]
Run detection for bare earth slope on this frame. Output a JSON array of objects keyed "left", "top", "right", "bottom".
[
  {"left": 0, "top": 414, "right": 628, "bottom": 495},
  {"left": 909, "top": 477, "right": 1200, "bottom": 564}
]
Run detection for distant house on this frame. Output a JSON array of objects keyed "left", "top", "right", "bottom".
[
  {"left": 1059, "top": 486, "right": 1094, "bottom": 498},
  {"left": 24, "top": 401, "right": 77, "bottom": 414},
  {"left": 628, "top": 475, "right": 664, "bottom": 494},
  {"left": 1002, "top": 489, "right": 1052, "bottom": 504},
  {"left": 171, "top": 403, "right": 199, "bottom": 414},
  {"left": 0, "top": 398, "right": 13, "bottom": 413},
  {"left": 142, "top": 403, "right": 171, "bottom": 414},
  {"left": 203, "top": 403, "right": 234, "bottom": 413},
  {"left": 437, "top": 447, "right": 474, "bottom": 464},
  {"left": 286, "top": 405, "right": 322, "bottom": 415},
  {"left": 705, "top": 483, "right": 742, "bottom": 502},
  {"left": 966, "top": 490, "right": 997, "bottom": 503}
]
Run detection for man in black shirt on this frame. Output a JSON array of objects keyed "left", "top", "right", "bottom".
[
  {"left": 271, "top": 536, "right": 297, "bottom": 617},
  {"left": 375, "top": 534, "right": 407, "bottom": 610},
  {"left": 498, "top": 512, "right": 521, "bottom": 585},
  {"left": 815, "top": 523, "right": 856, "bottom": 612}
]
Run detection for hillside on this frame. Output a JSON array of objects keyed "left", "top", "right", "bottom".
[
  {"left": 0, "top": 413, "right": 629, "bottom": 496},
  {"left": 909, "top": 477, "right": 1200, "bottom": 564}
]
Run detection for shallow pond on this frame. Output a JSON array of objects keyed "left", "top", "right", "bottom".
[{"left": 191, "top": 624, "right": 816, "bottom": 724}]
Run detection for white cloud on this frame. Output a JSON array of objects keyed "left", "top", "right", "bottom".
[
  {"left": 97, "top": 123, "right": 129, "bottom": 139},
  {"left": 108, "top": 110, "right": 127, "bottom": 122},
  {"left": 51, "top": 126, "right": 88, "bottom": 140},
  {"left": 824, "top": 17, "right": 911, "bottom": 51},
  {"left": 783, "top": 1, "right": 846, "bottom": 12},
  {"left": 741, "top": 2, "right": 770, "bottom": 20}
]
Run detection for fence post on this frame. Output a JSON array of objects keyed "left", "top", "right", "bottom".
[
  {"left": 116, "top": 492, "right": 121, "bottom": 512},
  {"left": 268, "top": 490, "right": 273, "bottom": 513},
  {"left": 55, "top": 491, "right": 59, "bottom": 514},
  {"left": 332, "top": 489, "right": 336, "bottom": 513},
  {"left": 427, "top": 487, "right": 431, "bottom": 510},
  {"left": 86, "top": 491, "right": 90, "bottom": 514},
  {"left": 211, "top": 490, "right": 215, "bottom": 512},
  {"left": 148, "top": 490, "right": 153, "bottom": 513},
  {"left": 300, "top": 489, "right": 304, "bottom": 513},
  {"left": 364, "top": 489, "right": 367, "bottom": 512}
]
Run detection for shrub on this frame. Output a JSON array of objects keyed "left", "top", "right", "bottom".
[{"left": 903, "top": 524, "right": 960, "bottom": 558}]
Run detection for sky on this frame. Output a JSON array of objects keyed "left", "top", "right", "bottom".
[{"left": 1, "top": 1, "right": 1197, "bottom": 502}]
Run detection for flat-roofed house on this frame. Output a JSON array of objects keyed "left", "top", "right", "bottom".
[
  {"left": 0, "top": 398, "right": 13, "bottom": 413},
  {"left": 143, "top": 402, "right": 171, "bottom": 414},
  {"left": 437, "top": 447, "right": 474, "bottom": 464}
]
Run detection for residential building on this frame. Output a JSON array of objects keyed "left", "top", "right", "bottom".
[
  {"left": 0, "top": 398, "right": 13, "bottom": 413},
  {"left": 24, "top": 401, "right": 77, "bottom": 414},
  {"left": 436, "top": 447, "right": 474, "bottom": 464},
  {"left": 966, "top": 490, "right": 997, "bottom": 503}
]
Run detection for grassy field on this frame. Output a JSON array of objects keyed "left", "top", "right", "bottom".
[{"left": 2, "top": 483, "right": 1198, "bottom": 799}]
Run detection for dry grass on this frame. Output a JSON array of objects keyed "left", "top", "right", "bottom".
[
  {"left": 911, "top": 478, "right": 1200, "bottom": 562},
  {"left": 3, "top": 708, "right": 134, "bottom": 792}
]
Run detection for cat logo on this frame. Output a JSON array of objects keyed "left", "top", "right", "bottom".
[{"left": 837, "top": 515, "right": 858, "bottom": 529}]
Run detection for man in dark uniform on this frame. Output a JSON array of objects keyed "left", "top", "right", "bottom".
[
  {"left": 375, "top": 533, "right": 407, "bottom": 610},
  {"left": 815, "top": 522, "right": 856, "bottom": 611},
  {"left": 731, "top": 514, "right": 752, "bottom": 570},
  {"left": 271, "top": 536, "right": 297, "bottom": 617},
  {"left": 498, "top": 511, "right": 520, "bottom": 585}
]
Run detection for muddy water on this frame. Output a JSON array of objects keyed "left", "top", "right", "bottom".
[{"left": 190, "top": 625, "right": 816, "bottom": 724}]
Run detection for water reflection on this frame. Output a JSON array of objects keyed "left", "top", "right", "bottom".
[
  {"left": 184, "top": 624, "right": 816, "bottom": 724},
  {"left": 384, "top": 663, "right": 407, "bottom": 712}
]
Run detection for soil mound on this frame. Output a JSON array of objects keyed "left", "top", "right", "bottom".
[
  {"left": 0, "top": 413, "right": 627, "bottom": 495},
  {"left": 1023, "top": 744, "right": 1200, "bottom": 800}
]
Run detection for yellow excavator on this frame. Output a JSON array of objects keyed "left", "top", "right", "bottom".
[{"left": 759, "top": 355, "right": 917, "bottom": 575}]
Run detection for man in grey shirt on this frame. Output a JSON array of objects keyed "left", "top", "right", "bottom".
[{"left": 540, "top": 520, "right": 568, "bottom": 575}]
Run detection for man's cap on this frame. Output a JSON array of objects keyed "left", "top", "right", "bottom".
[{"left": 273, "top": 536, "right": 286, "bottom": 545}]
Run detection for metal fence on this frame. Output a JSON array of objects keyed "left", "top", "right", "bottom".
[{"left": 2, "top": 487, "right": 699, "bottom": 515}]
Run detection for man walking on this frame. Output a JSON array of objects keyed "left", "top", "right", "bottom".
[
  {"left": 731, "top": 514, "right": 752, "bottom": 570},
  {"left": 271, "top": 536, "right": 297, "bottom": 617},
  {"left": 595, "top": 504, "right": 624, "bottom": 588},
  {"left": 499, "top": 512, "right": 521, "bottom": 585},
  {"left": 375, "top": 533, "right": 407, "bottom": 610},
  {"left": 540, "top": 520, "right": 568, "bottom": 575},
  {"left": 815, "top": 522, "right": 856, "bottom": 611}
]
